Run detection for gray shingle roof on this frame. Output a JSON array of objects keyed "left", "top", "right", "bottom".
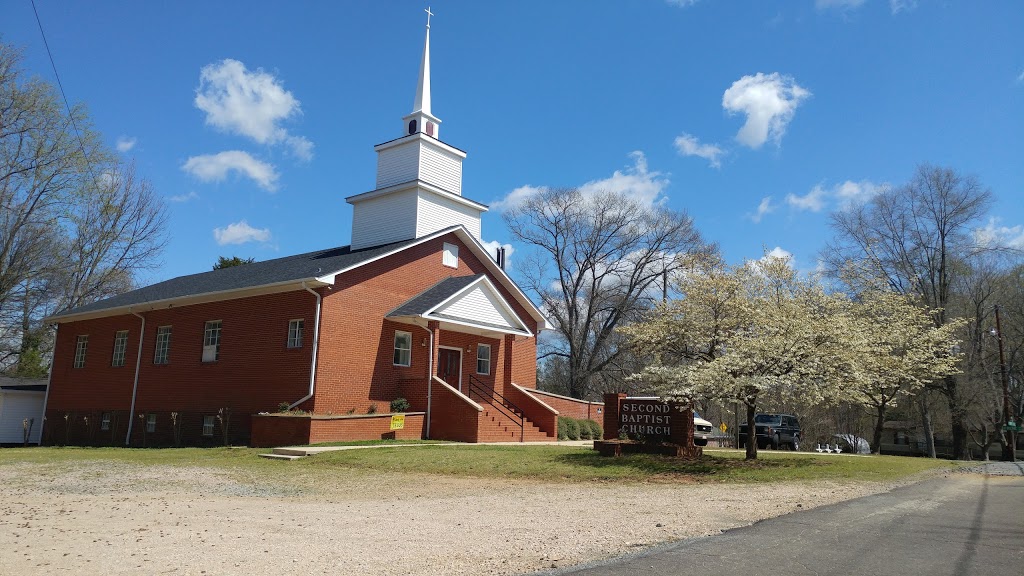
[
  {"left": 52, "top": 233, "right": 444, "bottom": 320},
  {"left": 387, "top": 275, "right": 483, "bottom": 317}
]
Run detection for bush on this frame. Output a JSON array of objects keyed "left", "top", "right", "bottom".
[
  {"left": 277, "top": 402, "right": 291, "bottom": 413},
  {"left": 578, "top": 420, "right": 593, "bottom": 440},
  {"left": 583, "top": 419, "right": 603, "bottom": 440},
  {"left": 390, "top": 397, "right": 410, "bottom": 412},
  {"left": 565, "top": 418, "right": 581, "bottom": 440},
  {"left": 557, "top": 416, "right": 571, "bottom": 440},
  {"left": 366, "top": 403, "right": 378, "bottom": 414}
]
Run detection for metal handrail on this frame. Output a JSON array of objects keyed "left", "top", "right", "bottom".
[{"left": 468, "top": 375, "right": 525, "bottom": 442}]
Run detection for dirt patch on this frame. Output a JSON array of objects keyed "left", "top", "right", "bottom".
[{"left": 0, "top": 458, "right": 899, "bottom": 575}]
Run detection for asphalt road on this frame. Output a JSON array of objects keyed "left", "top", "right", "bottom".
[{"left": 536, "top": 463, "right": 1024, "bottom": 576}]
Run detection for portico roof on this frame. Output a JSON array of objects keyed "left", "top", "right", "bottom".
[{"left": 387, "top": 274, "right": 532, "bottom": 337}]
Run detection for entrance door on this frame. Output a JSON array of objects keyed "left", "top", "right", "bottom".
[{"left": 437, "top": 348, "right": 461, "bottom": 391}]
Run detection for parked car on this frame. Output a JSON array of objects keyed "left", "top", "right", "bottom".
[
  {"left": 738, "top": 413, "right": 801, "bottom": 450},
  {"left": 693, "top": 412, "right": 714, "bottom": 446}
]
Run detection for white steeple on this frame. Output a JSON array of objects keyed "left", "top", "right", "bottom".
[
  {"left": 403, "top": 7, "right": 441, "bottom": 139},
  {"left": 346, "top": 9, "right": 487, "bottom": 251}
]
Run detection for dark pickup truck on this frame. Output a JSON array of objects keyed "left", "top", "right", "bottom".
[{"left": 738, "top": 414, "right": 801, "bottom": 450}]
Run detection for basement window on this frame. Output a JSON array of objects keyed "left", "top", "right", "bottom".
[
  {"left": 100, "top": 412, "right": 111, "bottom": 431},
  {"left": 202, "top": 415, "right": 215, "bottom": 437},
  {"left": 146, "top": 413, "right": 157, "bottom": 433}
]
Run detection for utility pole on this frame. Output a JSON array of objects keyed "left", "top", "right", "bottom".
[{"left": 994, "top": 305, "right": 1015, "bottom": 462}]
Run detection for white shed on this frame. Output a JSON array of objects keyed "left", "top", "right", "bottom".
[{"left": 0, "top": 377, "right": 46, "bottom": 444}]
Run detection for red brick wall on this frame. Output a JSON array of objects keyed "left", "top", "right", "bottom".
[
  {"left": 250, "top": 413, "right": 426, "bottom": 448},
  {"left": 45, "top": 232, "right": 542, "bottom": 446},
  {"left": 504, "top": 384, "right": 557, "bottom": 436},
  {"left": 311, "top": 232, "right": 538, "bottom": 415},
  {"left": 525, "top": 389, "right": 605, "bottom": 422},
  {"left": 427, "top": 377, "right": 482, "bottom": 442},
  {"left": 46, "top": 291, "right": 317, "bottom": 445}
]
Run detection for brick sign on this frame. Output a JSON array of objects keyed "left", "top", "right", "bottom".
[{"left": 618, "top": 399, "right": 673, "bottom": 441}]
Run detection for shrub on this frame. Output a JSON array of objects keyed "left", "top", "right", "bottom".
[
  {"left": 578, "top": 419, "right": 593, "bottom": 440},
  {"left": 564, "top": 417, "right": 581, "bottom": 441},
  {"left": 584, "top": 419, "right": 603, "bottom": 440},
  {"left": 277, "top": 402, "right": 291, "bottom": 413},
  {"left": 390, "top": 397, "right": 410, "bottom": 412},
  {"left": 557, "top": 416, "right": 571, "bottom": 440},
  {"left": 366, "top": 403, "right": 378, "bottom": 414}
]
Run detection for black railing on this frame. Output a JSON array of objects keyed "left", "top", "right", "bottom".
[{"left": 468, "top": 375, "right": 525, "bottom": 442}]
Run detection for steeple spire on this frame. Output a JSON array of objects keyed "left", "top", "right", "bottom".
[
  {"left": 413, "top": 7, "right": 432, "bottom": 116},
  {"left": 403, "top": 7, "right": 441, "bottom": 138}
]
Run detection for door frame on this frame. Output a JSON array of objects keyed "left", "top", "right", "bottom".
[{"left": 437, "top": 345, "right": 463, "bottom": 392}]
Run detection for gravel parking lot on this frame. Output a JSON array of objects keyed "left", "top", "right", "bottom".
[{"left": 0, "top": 457, "right": 909, "bottom": 575}]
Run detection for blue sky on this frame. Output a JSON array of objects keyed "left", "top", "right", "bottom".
[{"left": 3, "top": 1, "right": 1022, "bottom": 284}]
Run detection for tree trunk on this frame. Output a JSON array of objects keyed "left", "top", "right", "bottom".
[
  {"left": 745, "top": 403, "right": 758, "bottom": 461},
  {"left": 947, "top": 379, "right": 969, "bottom": 460},
  {"left": 919, "top": 395, "right": 937, "bottom": 458},
  {"left": 872, "top": 405, "right": 886, "bottom": 455}
]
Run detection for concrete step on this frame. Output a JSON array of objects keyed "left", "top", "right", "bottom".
[{"left": 258, "top": 453, "right": 304, "bottom": 461}]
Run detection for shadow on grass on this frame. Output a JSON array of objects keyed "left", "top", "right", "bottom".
[{"left": 553, "top": 450, "right": 828, "bottom": 481}]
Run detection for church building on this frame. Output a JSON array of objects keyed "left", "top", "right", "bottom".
[{"left": 41, "top": 17, "right": 598, "bottom": 447}]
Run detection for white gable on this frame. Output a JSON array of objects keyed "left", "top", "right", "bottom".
[{"left": 434, "top": 284, "right": 520, "bottom": 331}]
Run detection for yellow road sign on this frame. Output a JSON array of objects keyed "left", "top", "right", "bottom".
[{"left": 719, "top": 423, "right": 728, "bottom": 433}]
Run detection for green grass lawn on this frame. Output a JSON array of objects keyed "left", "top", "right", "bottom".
[{"left": 0, "top": 443, "right": 959, "bottom": 484}]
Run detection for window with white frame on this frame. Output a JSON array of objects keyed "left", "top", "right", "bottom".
[
  {"left": 202, "top": 320, "right": 221, "bottom": 362},
  {"left": 477, "top": 344, "right": 491, "bottom": 375},
  {"left": 154, "top": 326, "right": 171, "bottom": 364},
  {"left": 111, "top": 330, "right": 129, "bottom": 367},
  {"left": 442, "top": 242, "right": 458, "bottom": 268},
  {"left": 393, "top": 331, "right": 412, "bottom": 366},
  {"left": 202, "top": 415, "right": 215, "bottom": 437},
  {"left": 146, "top": 413, "right": 157, "bottom": 433},
  {"left": 287, "top": 319, "right": 304, "bottom": 348},
  {"left": 73, "top": 335, "right": 88, "bottom": 368},
  {"left": 100, "top": 412, "right": 111, "bottom": 431}
]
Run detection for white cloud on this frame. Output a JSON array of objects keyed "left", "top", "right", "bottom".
[
  {"left": 786, "top": 185, "right": 828, "bottom": 212},
  {"left": 833, "top": 180, "right": 883, "bottom": 207},
  {"left": 666, "top": 0, "right": 700, "bottom": 7},
  {"left": 213, "top": 220, "right": 272, "bottom": 246},
  {"left": 491, "top": 151, "right": 669, "bottom": 212},
  {"left": 1017, "top": 70, "right": 1024, "bottom": 83},
  {"left": 815, "top": 0, "right": 866, "bottom": 10},
  {"left": 722, "top": 72, "right": 811, "bottom": 148},
  {"left": 764, "top": 246, "right": 793, "bottom": 261},
  {"left": 182, "top": 151, "right": 279, "bottom": 191},
  {"left": 674, "top": 133, "right": 724, "bottom": 168},
  {"left": 749, "top": 196, "right": 775, "bottom": 223},
  {"left": 194, "top": 59, "right": 313, "bottom": 160},
  {"left": 889, "top": 0, "right": 918, "bottom": 14},
  {"left": 115, "top": 135, "right": 137, "bottom": 152},
  {"left": 577, "top": 151, "right": 669, "bottom": 207},
  {"left": 974, "top": 217, "right": 1024, "bottom": 250},
  {"left": 169, "top": 191, "right": 199, "bottom": 203}
]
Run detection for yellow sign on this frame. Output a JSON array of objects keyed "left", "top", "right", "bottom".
[
  {"left": 719, "top": 423, "right": 728, "bottom": 433},
  {"left": 390, "top": 414, "right": 405, "bottom": 431}
]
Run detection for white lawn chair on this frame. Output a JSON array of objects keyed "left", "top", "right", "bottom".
[
  {"left": 832, "top": 443, "right": 843, "bottom": 453},
  {"left": 815, "top": 444, "right": 826, "bottom": 453}
]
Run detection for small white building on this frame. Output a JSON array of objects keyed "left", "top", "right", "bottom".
[{"left": 0, "top": 377, "right": 46, "bottom": 444}]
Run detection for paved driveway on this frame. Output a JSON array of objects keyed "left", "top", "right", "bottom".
[{"left": 534, "top": 463, "right": 1024, "bottom": 576}]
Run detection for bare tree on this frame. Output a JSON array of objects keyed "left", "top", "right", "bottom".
[
  {"left": 0, "top": 41, "right": 167, "bottom": 372},
  {"left": 825, "top": 164, "right": 994, "bottom": 459},
  {"left": 504, "top": 188, "right": 710, "bottom": 399}
]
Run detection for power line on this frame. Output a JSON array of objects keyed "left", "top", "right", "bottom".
[{"left": 30, "top": 0, "right": 101, "bottom": 183}]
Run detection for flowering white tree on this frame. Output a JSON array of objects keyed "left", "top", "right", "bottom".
[
  {"left": 624, "top": 255, "right": 856, "bottom": 460},
  {"left": 848, "top": 289, "right": 964, "bottom": 453}
]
